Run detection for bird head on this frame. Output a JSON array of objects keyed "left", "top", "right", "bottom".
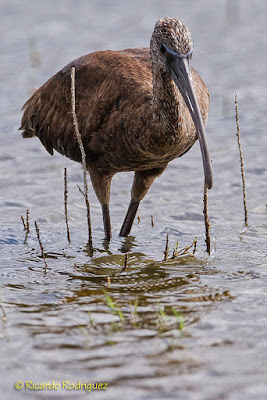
[
  {"left": 150, "top": 17, "right": 213, "bottom": 190},
  {"left": 150, "top": 17, "right": 193, "bottom": 65}
]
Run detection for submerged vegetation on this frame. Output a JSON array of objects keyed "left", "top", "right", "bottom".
[
  {"left": 103, "top": 289, "right": 125, "bottom": 324},
  {"left": 78, "top": 291, "right": 185, "bottom": 337},
  {"left": 157, "top": 303, "right": 184, "bottom": 333}
]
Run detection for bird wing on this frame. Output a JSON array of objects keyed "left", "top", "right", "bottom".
[{"left": 20, "top": 48, "right": 153, "bottom": 162}]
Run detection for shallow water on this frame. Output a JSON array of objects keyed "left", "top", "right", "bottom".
[{"left": 1, "top": 0, "right": 267, "bottom": 399}]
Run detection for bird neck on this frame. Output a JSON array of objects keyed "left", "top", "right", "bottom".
[{"left": 151, "top": 65, "right": 182, "bottom": 143}]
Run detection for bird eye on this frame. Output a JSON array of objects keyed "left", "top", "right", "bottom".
[{"left": 160, "top": 44, "right": 167, "bottom": 54}]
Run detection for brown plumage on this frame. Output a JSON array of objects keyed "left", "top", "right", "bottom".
[{"left": 20, "top": 17, "right": 212, "bottom": 241}]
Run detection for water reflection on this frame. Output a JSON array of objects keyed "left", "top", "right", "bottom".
[{"left": 4, "top": 250, "right": 233, "bottom": 367}]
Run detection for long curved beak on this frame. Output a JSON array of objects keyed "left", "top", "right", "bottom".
[{"left": 162, "top": 44, "right": 213, "bottom": 189}]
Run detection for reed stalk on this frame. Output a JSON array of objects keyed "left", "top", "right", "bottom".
[
  {"left": 64, "top": 168, "right": 71, "bottom": 242},
  {"left": 21, "top": 209, "right": 30, "bottom": 233},
  {"left": 164, "top": 233, "right": 169, "bottom": 261},
  {"left": 235, "top": 91, "right": 248, "bottom": 227},
  {"left": 119, "top": 252, "right": 129, "bottom": 273},
  {"left": 192, "top": 237, "right": 197, "bottom": 255},
  {"left": 172, "top": 241, "right": 179, "bottom": 258},
  {"left": 71, "top": 67, "right": 93, "bottom": 253},
  {"left": 34, "top": 221, "right": 48, "bottom": 271}
]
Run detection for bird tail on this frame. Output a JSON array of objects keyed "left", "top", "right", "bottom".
[
  {"left": 19, "top": 97, "right": 37, "bottom": 138},
  {"left": 20, "top": 127, "right": 36, "bottom": 138}
]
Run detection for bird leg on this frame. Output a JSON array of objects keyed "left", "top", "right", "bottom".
[
  {"left": 102, "top": 204, "right": 112, "bottom": 241},
  {"left": 119, "top": 167, "right": 166, "bottom": 237},
  {"left": 119, "top": 200, "right": 140, "bottom": 237},
  {"left": 88, "top": 167, "right": 113, "bottom": 241}
]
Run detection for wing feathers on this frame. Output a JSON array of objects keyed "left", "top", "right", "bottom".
[{"left": 20, "top": 48, "right": 153, "bottom": 162}]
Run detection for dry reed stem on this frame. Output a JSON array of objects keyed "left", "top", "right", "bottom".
[
  {"left": 164, "top": 234, "right": 169, "bottom": 261},
  {"left": 137, "top": 215, "right": 141, "bottom": 224},
  {"left": 21, "top": 215, "right": 27, "bottom": 230},
  {"left": 26, "top": 209, "right": 30, "bottom": 232},
  {"left": 71, "top": 67, "right": 93, "bottom": 253},
  {"left": 166, "top": 238, "right": 198, "bottom": 260},
  {"left": 21, "top": 209, "right": 30, "bottom": 233},
  {"left": 120, "top": 252, "right": 129, "bottom": 273},
  {"left": 235, "top": 92, "right": 248, "bottom": 227},
  {"left": 171, "top": 238, "right": 197, "bottom": 258},
  {"left": 178, "top": 237, "right": 197, "bottom": 256},
  {"left": 192, "top": 238, "right": 197, "bottom": 255},
  {"left": 203, "top": 185, "right": 211, "bottom": 255},
  {"left": 172, "top": 241, "right": 179, "bottom": 258},
  {"left": 151, "top": 215, "right": 154, "bottom": 227},
  {"left": 77, "top": 184, "right": 85, "bottom": 197},
  {"left": 64, "top": 168, "right": 71, "bottom": 242},
  {"left": 34, "top": 221, "right": 48, "bottom": 271}
]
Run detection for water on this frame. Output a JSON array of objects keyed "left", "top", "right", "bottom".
[{"left": 1, "top": 0, "right": 267, "bottom": 399}]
